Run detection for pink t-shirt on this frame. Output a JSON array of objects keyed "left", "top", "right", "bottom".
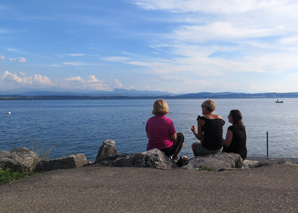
[{"left": 146, "top": 115, "right": 176, "bottom": 150}]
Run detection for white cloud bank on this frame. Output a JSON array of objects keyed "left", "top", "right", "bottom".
[
  {"left": 1, "top": 71, "right": 54, "bottom": 88},
  {"left": 0, "top": 71, "right": 123, "bottom": 91},
  {"left": 1, "top": 55, "right": 27, "bottom": 63},
  {"left": 64, "top": 75, "right": 122, "bottom": 91}
]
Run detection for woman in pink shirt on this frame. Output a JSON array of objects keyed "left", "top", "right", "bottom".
[{"left": 146, "top": 99, "right": 184, "bottom": 161}]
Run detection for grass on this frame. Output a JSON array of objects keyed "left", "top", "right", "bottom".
[
  {"left": 198, "top": 165, "right": 216, "bottom": 172},
  {"left": 0, "top": 139, "right": 55, "bottom": 185},
  {"left": 29, "top": 138, "right": 56, "bottom": 160},
  {"left": 0, "top": 169, "right": 37, "bottom": 185}
]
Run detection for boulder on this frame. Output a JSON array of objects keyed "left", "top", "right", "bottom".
[
  {"left": 96, "top": 149, "right": 177, "bottom": 169},
  {"left": 182, "top": 152, "right": 243, "bottom": 171},
  {"left": 243, "top": 158, "right": 293, "bottom": 169},
  {"left": 96, "top": 139, "right": 118, "bottom": 161},
  {"left": 0, "top": 147, "right": 39, "bottom": 172},
  {"left": 34, "top": 153, "right": 89, "bottom": 172}
]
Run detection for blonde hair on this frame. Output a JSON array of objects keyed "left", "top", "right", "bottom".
[
  {"left": 201, "top": 99, "right": 216, "bottom": 112},
  {"left": 152, "top": 99, "right": 169, "bottom": 116}
]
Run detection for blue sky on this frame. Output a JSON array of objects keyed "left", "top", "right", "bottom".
[{"left": 1, "top": 0, "right": 298, "bottom": 94}]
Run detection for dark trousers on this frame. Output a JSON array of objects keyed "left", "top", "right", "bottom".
[{"left": 161, "top": 132, "right": 184, "bottom": 157}]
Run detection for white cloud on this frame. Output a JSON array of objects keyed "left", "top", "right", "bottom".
[
  {"left": 33, "top": 74, "right": 53, "bottom": 86},
  {"left": 1, "top": 71, "right": 31, "bottom": 84},
  {"left": 7, "top": 57, "right": 27, "bottom": 63},
  {"left": 88, "top": 75, "right": 102, "bottom": 83},
  {"left": 63, "top": 75, "right": 122, "bottom": 91},
  {"left": 18, "top": 72, "right": 26, "bottom": 76},
  {"left": 7, "top": 48, "right": 24, "bottom": 54},
  {"left": 103, "top": 56, "right": 131, "bottom": 62},
  {"left": 1, "top": 71, "right": 54, "bottom": 87},
  {"left": 135, "top": 0, "right": 286, "bottom": 14},
  {"left": 63, "top": 62, "right": 99, "bottom": 66},
  {"left": 63, "top": 62, "right": 86, "bottom": 66},
  {"left": 65, "top": 76, "right": 84, "bottom": 82},
  {"left": 112, "top": 79, "right": 123, "bottom": 87},
  {"left": 67, "top": 53, "right": 85, "bottom": 57},
  {"left": 0, "top": 55, "right": 4, "bottom": 60},
  {"left": 19, "top": 57, "right": 26, "bottom": 63}
]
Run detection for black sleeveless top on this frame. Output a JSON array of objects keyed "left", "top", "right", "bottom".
[
  {"left": 223, "top": 125, "right": 247, "bottom": 159},
  {"left": 198, "top": 116, "right": 225, "bottom": 150}
]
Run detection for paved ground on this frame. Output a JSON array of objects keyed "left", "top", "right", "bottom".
[{"left": 1, "top": 164, "right": 298, "bottom": 213}]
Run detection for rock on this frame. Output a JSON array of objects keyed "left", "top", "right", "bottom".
[
  {"left": 96, "top": 139, "right": 118, "bottom": 162},
  {"left": 97, "top": 149, "right": 177, "bottom": 169},
  {"left": 243, "top": 158, "right": 293, "bottom": 169},
  {"left": 0, "top": 147, "right": 39, "bottom": 172},
  {"left": 34, "top": 153, "right": 89, "bottom": 172},
  {"left": 182, "top": 152, "right": 243, "bottom": 171}
]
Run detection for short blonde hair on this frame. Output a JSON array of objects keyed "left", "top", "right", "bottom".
[
  {"left": 201, "top": 99, "right": 216, "bottom": 112},
  {"left": 152, "top": 99, "right": 169, "bottom": 116}
]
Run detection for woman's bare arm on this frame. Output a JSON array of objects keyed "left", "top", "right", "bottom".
[
  {"left": 191, "top": 119, "right": 204, "bottom": 140},
  {"left": 223, "top": 130, "right": 233, "bottom": 147}
]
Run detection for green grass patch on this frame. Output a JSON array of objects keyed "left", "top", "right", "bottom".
[
  {"left": 0, "top": 169, "right": 37, "bottom": 185},
  {"left": 198, "top": 165, "right": 216, "bottom": 172}
]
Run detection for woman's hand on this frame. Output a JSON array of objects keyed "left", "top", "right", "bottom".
[{"left": 191, "top": 125, "right": 197, "bottom": 134}]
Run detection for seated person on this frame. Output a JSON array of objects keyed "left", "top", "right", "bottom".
[
  {"left": 146, "top": 99, "right": 184, "bottom": 161},
  {"left": 191, "top": 99, "right": 225, "bottom": 156},
  {"left": 223, "top": 109, "right": 247, "bottom": 159}
]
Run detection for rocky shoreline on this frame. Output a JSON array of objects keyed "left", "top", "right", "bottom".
[{"left": 1, "top": 139, "right": 295, "bottom": 173}]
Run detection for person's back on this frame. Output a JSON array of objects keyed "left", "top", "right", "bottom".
[
  {"left": 200, "top": 116, "right": 225, "bottom": 150},
  {"left": 223, "top": 109, "right": 247, "bottom": 159},
  {"left": 223, "top": 125, "right": 247, "bottom": 159},
  {"left": 146, "top": 99, "right": 184, "bottom": 160},
  {"left": 191, "top": 99, "right": 225, "bottom": 156},
  {"left": 146, "top": 115, "right": 175, "bottom": 150}
]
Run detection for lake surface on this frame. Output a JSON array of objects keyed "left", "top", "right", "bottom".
[{"left": 1, "top": 98, "right": 298, "bottom": 160}]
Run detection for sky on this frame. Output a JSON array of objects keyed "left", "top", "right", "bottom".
[{"left": 1, "top": 0, "right": 298, "bottom": 94}]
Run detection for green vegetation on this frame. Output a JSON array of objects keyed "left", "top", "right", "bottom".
[
  {"left": 0, "top": 169, "right": 36, "bottom": 185},
  {"left": 198, "top": 165, "right": 216, "bottom": 172}
]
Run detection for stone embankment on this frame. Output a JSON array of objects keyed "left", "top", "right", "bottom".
[{"left": 0, "top": 139, "right": 294, "bottom": 172}]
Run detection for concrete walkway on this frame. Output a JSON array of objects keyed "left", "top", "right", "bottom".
[{"left": 1, "top": 164, "right": 298, "bottom": 212}]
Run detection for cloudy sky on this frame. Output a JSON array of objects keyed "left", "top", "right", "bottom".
[{"left": 1, "top": 0, "right": 298, "bottom": 94}]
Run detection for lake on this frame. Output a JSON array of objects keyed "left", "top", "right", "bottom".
[{"left": 1, "top": 98, "right": 298, "bottom": 160}]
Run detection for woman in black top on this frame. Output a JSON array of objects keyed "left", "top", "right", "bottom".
[
  {"left": 191, "top": 99, "right": 225, "bottom": 156},
  {"left": 223, "top": 110, "right": 247, "bottom": 159}
]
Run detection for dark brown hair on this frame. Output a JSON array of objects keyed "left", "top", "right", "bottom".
[{"left": 230, "top": 109, "right": 245, "bottom": 130}]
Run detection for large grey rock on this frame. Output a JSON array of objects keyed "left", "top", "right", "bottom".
[
  {"left": 97, "top": 149, "right": 177, "bottom": 169},
  {"left": 182, "top": 152, "right": 243, "bottom": 171},
  {"left": 243, "top": 158, "right": 293, "bottom": 169},
  {"left": 96, "top": 139, "right": 118, "bottom": 162},
  {"left": 0, "top": 147, "right": 39, "bottom": 172},
  {"left": 34, "top": 153, "right": 89, "bottom": 172}
]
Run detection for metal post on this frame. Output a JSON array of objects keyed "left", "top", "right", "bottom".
[{"left": 266, "top": 131, "right": 269, "bottom": 159}]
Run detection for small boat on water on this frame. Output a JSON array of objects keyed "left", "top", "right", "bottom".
[{"left": 275, "top": 100, "right": 283, "bottom": 103}]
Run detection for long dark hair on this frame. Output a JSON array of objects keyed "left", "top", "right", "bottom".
[{"left": 230, "top": 109, "right": 245, "bottom": 130}]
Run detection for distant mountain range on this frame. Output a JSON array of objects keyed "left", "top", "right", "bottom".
[
  {"left": 174, "top": 92, "right": 298, "bottom": 99},
  {"left": 1, "top": 88, "right": 298, "bottom": 100},
  {"left": 0, "top": 88, "right": 174, "bottom": 99}
]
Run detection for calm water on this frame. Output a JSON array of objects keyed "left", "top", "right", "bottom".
[{"left": 1, "top": 98, "right": 298, "bottom": 160}]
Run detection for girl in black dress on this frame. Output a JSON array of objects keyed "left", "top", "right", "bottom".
[{"left": 223, "top": 110, "right": 247, "bottom": 159}]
